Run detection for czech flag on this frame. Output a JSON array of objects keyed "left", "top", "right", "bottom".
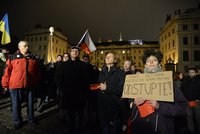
[
  {"left": 78, "top": 30, "right": 96, "bottom": 54},
  {"left": 0, "top": 14, "right": 11, "bottom": 45}
]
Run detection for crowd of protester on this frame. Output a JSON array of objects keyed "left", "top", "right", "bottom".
[{"left": 0, "top": 40, "right": 200, "bottom": 134}]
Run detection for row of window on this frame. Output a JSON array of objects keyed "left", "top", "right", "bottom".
[
  {"left": 182, "top": 23, "right": 199, "bottom": 31},
  {"left": 29, "top": 44, "right": 66, "bottom": 54},
  {"left": 165, "top": 50, "right": 200, "bottom": 62},
  {"left": 161, "top": 23, "right": 199, "bottom": 42},
  {"left": 29, "top": 44, "right": 46, "bottom": 51},
  {"left": 183, "top": 36, "right": 200, "bottom": 45},
  {"left": 161, "top": 36, "right": 200, "bottom": 53},
  {"left": 25, "top": 36, "right": 59, "bottom": 44},
  {"left": 96, "top": 49, "right": 144, "bottom": 55},
  {"left": 183, "top": 50, "right": 200, "bottom": 61},
  {"left": 25, "top": 36, "right": 47, "bottom": 42},
  {"left": 161, "top": 40, "right": 175, "bottom": 52},
  {"left": 161, "top": 28, "right": 175, "bottom": 41}
]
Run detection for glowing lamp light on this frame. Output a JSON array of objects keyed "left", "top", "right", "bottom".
[{"left": 49, "top": 27, "right": 54, "bottom": 35}]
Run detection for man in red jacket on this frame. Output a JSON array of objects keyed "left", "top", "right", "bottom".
[{"left": 2, "top": 41, "right": 40, "bottom": 129}]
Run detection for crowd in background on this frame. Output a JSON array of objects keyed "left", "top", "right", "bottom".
[{"left": 0, "top": 41, "right": 200, "bottom": 134}]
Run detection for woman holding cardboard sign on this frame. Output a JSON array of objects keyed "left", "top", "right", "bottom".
[{"left": 130, "top": 49, "right": 187, "bottom": 134}]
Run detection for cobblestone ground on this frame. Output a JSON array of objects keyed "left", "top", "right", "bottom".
[{"left": 0, "top": 96, "right": 100, "bottom": 134}]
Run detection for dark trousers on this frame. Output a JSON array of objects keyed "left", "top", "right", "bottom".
[
  {"left": 66, "top": 109, "right": 84, "bottom": 134},
  {"left": 9, "top": 88, "right": 34, "bottom": 125}
]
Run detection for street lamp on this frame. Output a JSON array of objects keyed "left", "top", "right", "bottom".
[
  {"left": 165, "top": 57, "right": 176, "bottom": 73},
  {"left": 49, "top": 27, "right": 54, "bottom": 62}
]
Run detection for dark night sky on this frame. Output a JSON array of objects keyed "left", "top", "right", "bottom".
[{"left": 0, "top": 0, "right": 199, "bottom": 44}]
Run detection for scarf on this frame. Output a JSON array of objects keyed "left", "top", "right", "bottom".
[{"left": 143, "top": 66, "right": 162, "bottom": 73}]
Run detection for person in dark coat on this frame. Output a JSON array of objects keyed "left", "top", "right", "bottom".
[
  {"left": 173, "top": 72, "right": 188, "bottom": 134},
  {"left": 130, "top": 49, "right": 187, "bottom": 134},
  {"left": 82, "top": 54, "right": 100, "bottom": 123},
  {"left": 98, "top": 52, "right": 126, "bottom": 134},
  {"left": 35, "top": 59, "right": 48, "bottom": 112},
  {"left": 181, "top": 68, "right": 200, "bottom": 134},
  {"left": 120, "top": 60, "right": 134, "bottom": 133},
  {"left": 55, "top": 53, "right": 70, "bottom": 122},
  {"left": 57, "top": 46, "right": 89, "bottom": 134},
  {"left": 54, "top": 55, "right": 63, "bottom": 107}
]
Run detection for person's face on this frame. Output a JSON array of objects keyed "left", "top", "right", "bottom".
[
  {"left": 179, "top": 73, "right": 183, "bottom": 79},
  {"left": 105, "top": 53, "right": 116, "bottom": 65},
  {"left": 197, "top": 69, "right": 200, "bottom": 75},
  {"left": 145, "top": 55, "right": 159, "bottom": 69},
  {"left": 83, "top": 57, "right": 90, "bottom": 63},
  {"left": 124, "top": 61, "right": 131, "bottom": 71},
  {"left": 2, "top": 49, "right": 8, "bottom": 54},
  {"left": 70, "top": 49, "right": 79, "bottom": 59},
  {"left": 131, "top": 65, "right": 135, "bottom": 71},
  {"left": 19, "top": 42, "right": 29, "bottom": 54},
  {"left": 188, "top": 70, "right": 196, "bottom": 77},
  {"left": 63, "top": 54, "right": 69, "bottom": 61},
  {"left": 56, "top": 56, "right": 62, "bottom": 62}
]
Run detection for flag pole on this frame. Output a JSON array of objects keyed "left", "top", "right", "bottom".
[
  {"left": 49, "top": 27, "right": 54, "bottom": 62},
  {"left": 76, "top": 29, "right": 89, "bottom": 47}
]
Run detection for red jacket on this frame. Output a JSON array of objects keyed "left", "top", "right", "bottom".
[{"left": 1, "top": 51, "right": 40, "bottom": 89}]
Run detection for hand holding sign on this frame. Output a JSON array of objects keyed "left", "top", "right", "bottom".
[{"left": 134, "top": 97, "right": 145, "bottom": 106}]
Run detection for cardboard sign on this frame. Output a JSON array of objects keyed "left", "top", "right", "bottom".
[{"left": 122, "top": 71, "right": 174, "bottom": 102}]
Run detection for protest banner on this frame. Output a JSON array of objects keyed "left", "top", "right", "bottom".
[{"left": 122, "top": 71, "right": 174, "bottom": 102}]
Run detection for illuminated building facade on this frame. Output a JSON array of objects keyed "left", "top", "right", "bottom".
[
  {"left": 80, "top": 40, "right": 160, "bottom": 70},
  {"left": 160, "top": 5, "right": 200, "bottom": 72},
  {"left": 24, "top": 27, "right": 69, "bottom": 63}
]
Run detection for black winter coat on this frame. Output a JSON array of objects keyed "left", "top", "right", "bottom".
[
  {"left": 57, "top": 59, "right": 89, "bottom": 111},
  {"left": 98, "top": 65, "right": 125, "bottom": 122},
  {"left": 181, "top": 75, "right": 200, "bottom": 101}
]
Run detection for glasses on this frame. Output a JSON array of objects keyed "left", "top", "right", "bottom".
[{"left": 146, "top": 59, "right": 158, "bottom": 63}]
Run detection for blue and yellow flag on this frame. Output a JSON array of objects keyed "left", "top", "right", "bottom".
[{"left": 0, "top": 14, "right": 11, "bottom": 45}]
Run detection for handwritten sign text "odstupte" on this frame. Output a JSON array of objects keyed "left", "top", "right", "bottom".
[{"left": 122, "top": 71, "right": 174, "bottom": 102}]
